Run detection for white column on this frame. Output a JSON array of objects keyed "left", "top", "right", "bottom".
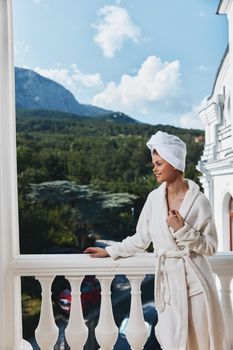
[
  {"left": 125, "top": 276, "right": 148, "bottom": 350},
  {"left": 95, "top": 276, "right": 118, "bottom": 350},
  {"left": 0, "top": 0, "right": 29, "bottom": 349},
  {"left": 218, "top": 275, "right": 233, "bottom": 347},
  {"left": 227, "top": 4, "right": 233, "bottom": 146},
  {"left": 35, "top": 277, "right": 59, "bottom": 350},
  {"left": 65, "top": 276, "right": 88, "bottom": 350}
]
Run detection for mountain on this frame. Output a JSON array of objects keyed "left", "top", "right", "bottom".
[{"left": 15, "top": 67, "right": 112, "bottom": 117}]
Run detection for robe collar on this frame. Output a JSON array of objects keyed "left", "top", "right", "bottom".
[
  {"left": 155, "top": 179, "right": 201, "bottom": 248},
  {"left": 157, "top": 178, "right": 200, "bottom": 221}
]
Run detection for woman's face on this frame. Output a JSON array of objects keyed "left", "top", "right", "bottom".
[{"left": 151, "top": 153, "right": 177, "bottom": 183}]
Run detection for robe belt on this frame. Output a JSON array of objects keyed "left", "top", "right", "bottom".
[{"left": 155, "top": 248, "right": 190, "bottom": 312}]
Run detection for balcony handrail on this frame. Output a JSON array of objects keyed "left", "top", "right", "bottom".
[
  {"left": 11, "top": 251, "right": 233, "bottom": 277},
  {"left": 11, "top": 252, "right": 156, "bottom": 276}
]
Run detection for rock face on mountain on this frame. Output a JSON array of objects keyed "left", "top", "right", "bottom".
[{"left": 15, "top": 67, "right": 111, "bottom": 117}]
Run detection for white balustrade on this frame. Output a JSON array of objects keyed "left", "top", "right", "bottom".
[
  {"left": 95, "top": 276, "right": 118, "bottom": 350},
  {"left": 35, "top": 276, "right": 59, "bottom": 350},
  {"left": 218, "top": 275, "right": 233, "bottom": 345},
  {"left": 209, "top": 253, "right": 233, "bottom": 347},
  {"left": 20, "top": 339, "right": 33, "bottom": 350},
  {"left": 125, "top": 276, "right": 148, "bottom": 350},
  {"left": 10, "top": 253, "right": 233, "bottom": 350},
  {"left": 65, "top": 276, "right": 88, "bottom": 350}
]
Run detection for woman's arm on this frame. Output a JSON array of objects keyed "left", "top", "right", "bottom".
[{"left": 84, "top": 195, "right": 152, "bottom": 259}]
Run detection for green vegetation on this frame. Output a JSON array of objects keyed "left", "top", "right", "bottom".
[
  {"left": 17, "top": 109, "right": 204, "bottom": 254},
  {"left": 22, "top": 294, "right": 41, "bottom": 340}
]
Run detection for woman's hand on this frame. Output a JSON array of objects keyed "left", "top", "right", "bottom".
[
  {"left": 84, "top": 247, "right": 110, "bottom": 258},
  {"left": 167, "top": 210, "right": 184, "bottom": 232}
]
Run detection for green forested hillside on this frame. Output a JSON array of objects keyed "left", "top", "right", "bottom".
[{"left": 16, "top": 109, "right": 204, "bottom": 254}]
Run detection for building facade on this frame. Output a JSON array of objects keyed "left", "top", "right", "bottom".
[{"left": 198, "top": 0, "right": 233, "bottom": 251}]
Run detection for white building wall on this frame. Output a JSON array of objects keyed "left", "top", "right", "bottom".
[
  {"left": 198, "top": 1, "right": 233, "bottom": 252},
  {"left": 213, "top": 175, "right": 233, "bottom": 251},
  {"left": 227, "top": 3, "right": 233, "bottom": 144}
]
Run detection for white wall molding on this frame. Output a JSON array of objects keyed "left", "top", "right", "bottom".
[{"left": 0, "top": 0, "right": 26, "bottom": 348}]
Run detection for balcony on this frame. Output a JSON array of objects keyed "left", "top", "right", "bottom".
[
  {"left": 8, "top": 252, "right": 233, "bottom": 349},
  {"left": 0, "top": 1, "right": 233, "bottom": 349}
]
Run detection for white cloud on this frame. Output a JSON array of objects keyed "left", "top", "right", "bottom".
[
  {"left": 180, "top": 104, "right": 205, "bottom": 129},
  {"left": 198, "top": 65, "right": 212, "bottom": 72},
  {"left": 71, "top": 64, "right": 103, "bottom": 87},
  {"left": 34, "top": 65, "right": 103, "bottom": 96},
  {"left": 92, "top": 55, "right": 182, "bottom": 112},
  {"left": 93, "top": 5, "right": 141, "bottom": 58},
  {"left": 31, "top": 58, "right": 202, "bottom": 128},
  {"left": 33, "top": 0, "right": 49, "bottom": 10},
  {"left": 199, "top": 11, "right": 207, "bottom": 17},
  {"left": 141, "top": 108, "right": 148, "bottom": 115},
  {"left": 34, "top": 67, "right": 75, "bottom": 90},
  {"left": 14, "top": 41, "right": 29, "bottom": 56}
]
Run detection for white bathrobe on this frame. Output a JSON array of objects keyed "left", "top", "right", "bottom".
[{"left": 106, "top": 179, "right": 230, "bottom": 350}]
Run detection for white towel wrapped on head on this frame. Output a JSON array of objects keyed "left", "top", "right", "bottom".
[{"left": 146, "top": 131, "right": 186, "bottom": 172}]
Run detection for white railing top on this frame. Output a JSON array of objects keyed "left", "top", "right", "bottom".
[
  {"left": 11, "top": 252, "right": 156, "bottom": 276},
  {"left": 10, "top": 252, "right": 233, "bottom": 277}
]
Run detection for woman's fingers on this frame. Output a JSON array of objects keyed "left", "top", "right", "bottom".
[
  {"left": 175, "top": 210, "right": 182, "bottom": 218},
  {"left": 84, "top": 247, "right": 96, "bottom": 253},
  {"left": 84, "top": 247, "right": 109, "bottom": 258},
  {"left": 90, "top": 252, "right": 98, "bottom": 257},
  {"left": 84, "top": 247, "right": 100, "bottom": 257},
  {"left": 167, "top": 209, "right": 184, "bottom": 232},
  {"left": 168, "top": 210, "right": 177, "bottom": 218},
  {"left": 168, "top": 210, "right": 183, "bottom": 220}
]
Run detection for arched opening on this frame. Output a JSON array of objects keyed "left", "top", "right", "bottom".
[
  {"left": 222, "top": 192, "right": 233, "bottom": 250},
  {"left": 229, "top": 196, "right": 233, "bottom": 251},
  {"left": 227, "top": 96, "right": 231, "bottom": 121}
]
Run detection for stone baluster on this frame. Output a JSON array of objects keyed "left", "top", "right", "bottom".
[
  {"left": 95, "top": 276, "right": 118, "bottom": 349},
  {"left": 125, "top": 276, "right": 148, "bottom": 350},
  {"left": 217, "top": 275, "right": 233, "bottom": 347},
  {"left": 65, "top": 276, "right": 88, "bottom": 349},
  {"left": 20, "top": 339, "right": 33, "bottom": 349},
  {"left": 35, "top": 277, "right": 59, "bottom": 350}
]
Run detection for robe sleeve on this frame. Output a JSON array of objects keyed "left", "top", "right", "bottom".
[
  {"left": 105, "top": 195, "right": 152, "bottom": 259},
  {"left": 172, "top": 195, "right": 218, "bottom": 256}
]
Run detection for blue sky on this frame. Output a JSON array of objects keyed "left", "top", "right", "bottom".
[{"left": 13, "top": 0, "right": 228, "bottom": 128}]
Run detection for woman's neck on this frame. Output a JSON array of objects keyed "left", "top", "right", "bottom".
[{"left": 166, "top": 177, "right": 188, "bottom": 196}]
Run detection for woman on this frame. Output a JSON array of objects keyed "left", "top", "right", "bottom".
[{"left": 84, "top": 131, "right": 230, "bottom": 350}]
